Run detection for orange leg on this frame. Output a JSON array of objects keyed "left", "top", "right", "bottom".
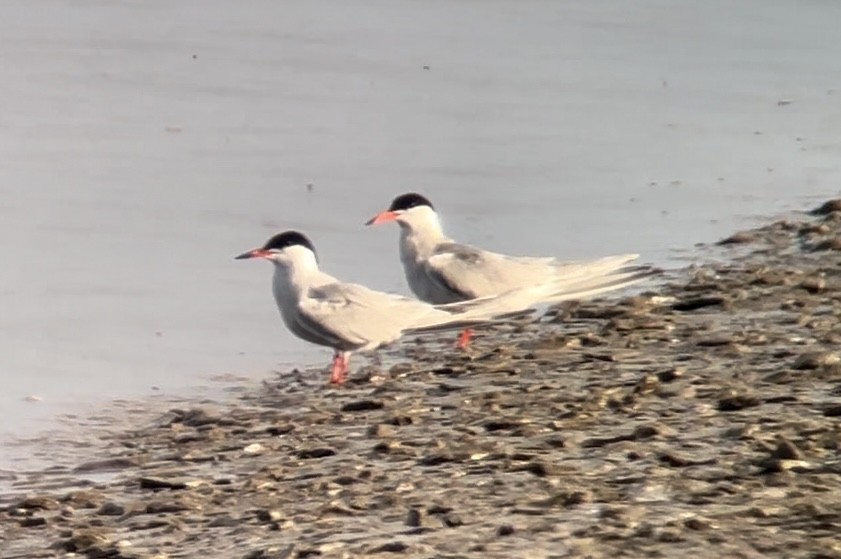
[
  {"left": 329, "top": 351, "right": 351, "bottom": 385},
  {"left": 456, "top": 328, "right": 474, "bottom": 350}
]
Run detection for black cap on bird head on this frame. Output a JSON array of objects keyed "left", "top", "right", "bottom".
[
  {"left": 366, "top": 192, "right": 434, "bottom": 225},
  {"left": 235, "top": 230, "right": 318, "bottom": 261},
  {"left": 388, "top": 192, "right": 434, "bottom": 212}
]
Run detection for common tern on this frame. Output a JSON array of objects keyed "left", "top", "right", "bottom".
[
  {"left": 366, "top": 193, "right": 657, "bottom": 346},
  {"left": 235, "top": 230, "right": 558, "bottom": 384}
]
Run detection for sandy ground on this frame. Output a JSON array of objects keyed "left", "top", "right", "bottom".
[{"left": 4, "top": 201, "right": 841, "bottom": 558}]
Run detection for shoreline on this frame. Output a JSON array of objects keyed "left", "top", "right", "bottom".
[{"left": 4, "top": 202, "right": 841, "bottom": 558}]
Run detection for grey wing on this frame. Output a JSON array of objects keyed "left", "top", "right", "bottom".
[
  {"left": 297, "top": 282, "right": 429, "bottom": 350},
  {"left": 423, "top": 242, "right": 556, "bottom": 300},
  {"left": 418, "top": 242, "right": 488, "bottom": 302}
]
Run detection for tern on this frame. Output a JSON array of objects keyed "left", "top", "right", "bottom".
[
  {"left": 366, "top": 192, "right": 657, "bottom": 347},
  {"left": 235, "top": 230, "right": 563, "bottom": 384}
]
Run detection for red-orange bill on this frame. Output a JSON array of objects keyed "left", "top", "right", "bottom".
[{"left": 365, "top": 211, "right": 398, "bottom": 226}]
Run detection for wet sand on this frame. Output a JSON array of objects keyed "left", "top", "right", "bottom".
[{"left": 4, "top": 202, "right": 841, "bottom": 558}]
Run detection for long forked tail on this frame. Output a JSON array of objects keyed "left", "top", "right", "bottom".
[{"left": 405, "top": 260, "right": 661, "bottom": 335}]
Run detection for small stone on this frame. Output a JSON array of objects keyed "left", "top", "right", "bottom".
[
  {"left": 341, "top": 399, "right": 385, "bottom": 412},
  {"left": 243, "top": 443, "right": 265, "bottom": 455},
  {"left": 139, "top": 477, "right": 188, "bottom": 490},
  {"left": 19, "top": 516, "right": 47, "bottom": 527},
  {"left": 670, "top": 295, "right": 727, "bottom": 312},
  {"left": 658, "top": 529, "right": 683, "bottom": 543},
  {"left": 405, "top": 508, "right": 424, "bottom": 527},
  {"left": 420, "top": 504, "right": 450, "bottom": 516},
  {"left": 521, "top": 460, "right": 558, "bottom": 477},
  {"left": 257, "top": 509, "right": 283, "bottom": 523},
  {"left": 633, "top": 424, "right": 662, "bottom": 440},
  {"left": 656, "top": 368, "right": 684, "bottom": 382},
  {"left": 812, "top": 237, "right": 841, "bottom": 251},
  {"left": 496, "top": 524, "right": 515, "bottom": 537},
  {"left": 771, "top": 438, "right": 802, "bottom": 460},
  {"left": 97, "top": 502, "right": 125, "bottom": 516},
  {"left": 443, "top": 511, "right": 464, "bottom": 527},
  {"left": 793, "top": 351, "right": 840, "bottom": 370},
  {"left": 684, "top": 517, "right": 712, "bottom": 531},
  {"left": 810, "top": 199, "right": 841, "bottom": 215},
  {"left": 370, "top": 541, "right": 408, "bottom": 553},
  {"left": 800, "top": 277, "right": 826, "bottom": 293},
  {"left": 823, "top": 405, "right": 841, "bottom": 417},
  {"left": 717, "top": 232, "right": 755, "bottom": 245},
  {"left": 296, "top": 447, "right": 336, "bottom": 459},
  {"left": 696, "top": 336, "right": 733, "bottom": 347},
  {"left": 717, "top": 393, "right": 761, "bottom": 411}
]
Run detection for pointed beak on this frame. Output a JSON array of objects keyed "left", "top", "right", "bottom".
[
  {"left": 235, "top": 248, "right": 270, "bottom": 260},
  {"left": 365, "top": 210, "right": 398, "bottom": 226}
]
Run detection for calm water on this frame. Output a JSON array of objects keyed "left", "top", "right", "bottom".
[{"left": 1, "top": 0, "right": 840, "bottom": 469}]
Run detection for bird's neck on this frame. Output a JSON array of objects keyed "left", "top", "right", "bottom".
[
  {"left": 399, "top": 214, "right": 447, "bottom": 260},
  {"left": 271, "top": 255, "right": 320, "bottom": 301}
]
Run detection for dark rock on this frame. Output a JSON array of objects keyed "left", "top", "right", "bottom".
[
  {"left": 696, "top": 336, "right": 734, "bottom": 347},
  {"left": 340, "top": 399, "right": 385, "bottom": 412},
  {"left": 793, "top": 352, "right": 840, "bottom": 370},
  {"left": 823, "top": 405, "right": 841, "bottom": 417},
  {"left": 19, "top": 516, "right": 47, "bottom": 527},
  {"left": 405, "top": 508, "right": 424, "bottom": 527},
  {"left": 718, "top": 394, "right": 761, "bottom": 411},
  {"left": 683, "top": 517, "right": 712, "bottom": 531},
  {"left": 265, "top": 423, "right": 295, "bottom": 436},
  {"left": 484, "top": 419, "right": 521, "bottom": 432},
  {"left": 810, "top": 199, "right": 841, "bottom": 215},
  {"left": 672, "top": 295, "right": 728, "bottom": 311},
  {"left": 659, "top": 453, "right": 691, "bottom": 467},
  {"left": 443, "top": 511, "right": 464, "bottom": 527},
  {"left": 656, "top": 368, "right": 684, "bottom": 382},
  {"left": 418, "top": 453, "right": 460, "bottom": 466},
  {"left": 771, "top": 438, "right": 802, "bottom": 460},
  {"left": 139, "top": 477, "right": 188, "bottom": 490},
  {"left": 97, "top": 502, "right": 125, "bottom": 516},
  {"left": 718, "top": 232, "right": 755, "bottom": 245},
  {"left": 800, "top": 277, "right": 826, "bottom": 293},
  {"left": 496, "top": 524, "right": 515, "bottom": 537},
  {"left": 520, "top": 460, "right": 558, "bottom": 477},
  {"left": 811, "top": 237, "right": 841, "bottom": 251},
  {"left": 296, "top": 448, "right": 336, "bottom": 459},
  {"left": 370, "top": 542, "right": 408, "bottom": 553},
  {"left": 257, "top": 509, "right": 283, "bottom": 523},
  {"left": 427, "top": 504, "right": 453, "bottom": 515},
  {"left": 633, "top": 424, "right": 663, "bottom": 440}
]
